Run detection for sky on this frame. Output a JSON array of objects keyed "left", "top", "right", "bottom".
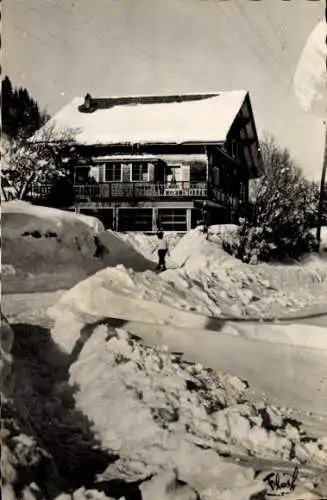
[{"left": 3, "top": 0, "right": 325, "bottom": 180}]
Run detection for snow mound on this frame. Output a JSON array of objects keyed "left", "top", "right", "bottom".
[
  {"left": 1, "top": 201, "right": 104, "bottom": 277},
  {"left": 1, "top": 202, "right": 154, "bottom": 292},
  {"left": 69, "top": 325, "right": 327, "bottom": 497},
  {"left": 169, "top": 230, "right": 327, "bottom": 319},
  {"left": 69, "top": 325, "right": 266, "bottom": 498},
  {"left": 294, "top": 20, "right": 327, "bottom": 119},
  {"left": 1, "top": 200, "right": 104, "bottom": 233},
  {"left": 113, "top": 231, "right": 182, "bottom": 263},
  {"left": 48, "top": 259, "right": 327, "bottom": 356},
  {"left": 96, "top": 230, "right": 155, "bottom": 271},
  {"left": 170, "top": 229, "right": 228, "bottom": 269},
  {"left": 48, "top": 265, "right": 222, "bottom": 354}
]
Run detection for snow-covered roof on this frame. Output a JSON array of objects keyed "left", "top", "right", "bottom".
[{"left": 34, "top": 91, "right": 249, "bottom": 146}]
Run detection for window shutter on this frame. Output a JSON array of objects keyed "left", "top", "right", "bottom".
[
  {"left": 122, "top": 163, "right": 130, "bottom": 181},
  {"left": 148, "top": 163, "right": 155, "bottom": 182},
  {"left": 181, "top": 165, "right": 190, "bottom": 182},
  {"left": 99, "top": 164, "right": 105, "bottom": 182},
  {"left": 89, "top": 166, "right": 100, "bottom": 182}
]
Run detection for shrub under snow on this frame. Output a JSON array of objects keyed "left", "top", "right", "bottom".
[{"left": 223, "top": 137, "right": 318, "bottom": 264}]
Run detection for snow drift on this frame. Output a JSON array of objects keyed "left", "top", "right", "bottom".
[
  {"left": 170, "top": 230, "right": 327, "bottom": 318},
  {"left": 294, "top": 20, "right": 326, "bottom": 119},
  {"left": 1, "top": 201, "right": 104, "bottom": 277},
  {"left": 48, "top": 228, "right": 327, "bottom": 355},
  {"left": 1, "top": 202, "right": 155, "bottom": 293},
  {"left": 67, "top": 325, "right": 327, "bottom": 498},
  {"left": 96, "top": 230, "right": 156, "bottom": 271}
]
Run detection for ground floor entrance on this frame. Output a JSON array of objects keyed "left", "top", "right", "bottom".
[{"left": 77, "top": 202, "right": 232, "bottom": 232}]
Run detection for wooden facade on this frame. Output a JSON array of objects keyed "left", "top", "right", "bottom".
[{"left": 30, "top": 91, "right": 262, "bottom": 231}]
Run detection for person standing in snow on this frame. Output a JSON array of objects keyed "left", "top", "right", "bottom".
[
  {"left": 155, "top": 230, "right": 169, "bottom": 271},
  {"left": 202, "top": 202, "right": 210, "bottom": 240}
]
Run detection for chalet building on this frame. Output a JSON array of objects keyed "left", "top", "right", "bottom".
[{"left": 32, "top": 91, "right": 262, "bottom": 232}]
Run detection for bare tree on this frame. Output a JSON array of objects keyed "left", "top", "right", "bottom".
[{"left": 1, "top": 125, "right": 80, "bottom": 201}]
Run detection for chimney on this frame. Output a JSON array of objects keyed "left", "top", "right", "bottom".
[
  {"left": 84, "top": 93, "right": 92, "bottom": 109},
  {"left": 79, "top": 93, "right": 97, "bottom": 113}
]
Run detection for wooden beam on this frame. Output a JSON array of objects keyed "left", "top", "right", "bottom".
[
  {"left": 236, "top": 116, "right": 252, "bottom": 126},
  {"left": 239, "top": 137, "right": 257, "bottom": 147}
]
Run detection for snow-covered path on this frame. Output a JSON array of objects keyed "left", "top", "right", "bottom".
[
  {"left": 120, "top": 320, "right": 327, "bottom": 417},
  {"left": 3, "top": 290, "right": 327, "bottom": 420}
]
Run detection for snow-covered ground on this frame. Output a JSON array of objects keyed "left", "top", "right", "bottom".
[{"left": 2, "top": 204, "right": 327, "bottom": 499}]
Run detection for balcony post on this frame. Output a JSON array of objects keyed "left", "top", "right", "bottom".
[
  {"left": 186, "top": 208, "right": 192, "bottom": 231},
  {"left": 152, "top": 207, "right": 158, "bottom": 231}
]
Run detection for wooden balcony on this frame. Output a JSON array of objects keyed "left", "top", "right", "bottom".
[
  {"left": 73, "top": 182, "right": 208, "bottom": 201},
  {"left": 27, "top": 181, "right": 244, "bottom": 211}
]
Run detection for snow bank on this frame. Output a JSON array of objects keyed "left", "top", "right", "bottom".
[
  {"left": 169, "top": 230, "right": 327, "bottom": 319},
  {"left": 48, "top": 265, "right": 222, "bottom": 354},
  {"left": 69, "top": 325, "right": 267, "bottom": 498},
  {"left": 68, "top": 326, "right": 327, "bottom": 497},
  {"left": 96, "top": 230, "right": 155, "bottom": 271},
  {"left": 113, "top": 230, "right": 182, "bottom": 264},
  {"left": 1, "top": 201, "right": 104, "bottom": 277},
  {"left": 1, "top": 202, "right": 155, "bottom": 292},
  {"left": 294, "top": 20, "right": 327, "bottom": 119},
  {"left": 231, "top": 322, "right": 327, "bottom": 350},
  {"left": 1, "top": 200, "right": 104, "bottom": 233},
  {"left": 49, "top": 265, "right": 327, "bottom": 357},
  {"left": 48, "top": 234, "right": 327, "bottom": 355}
]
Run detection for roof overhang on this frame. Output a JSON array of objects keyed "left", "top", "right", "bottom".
[{"left": 90, "top": 154, "right": 157, "bottom": 163}]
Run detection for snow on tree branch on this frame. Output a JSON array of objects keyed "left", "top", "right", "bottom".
[{"left": 1, "top": 126, "right": 80, "bottom": 200}]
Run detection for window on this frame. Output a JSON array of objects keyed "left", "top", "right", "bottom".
[
  {"left": 131, "top": 163, "right": 149, "bottom": 182},
  {"left": 118, "top": 208, "right": 153, "bottom": 231},
  {"left": 104, "top": 163, "right": 122, "bottom": 182},
  {"left": 190, "top": 163, "right": 206, "bottom": 183},
  {"left": 167, "top": 166, "right": 180, "bottom": 185},
  {"left": 158, "top": 208, "right": 187, "bottom": 232},
  {"left": 80, "top": 209, "right": 114, "bottom": 229}
]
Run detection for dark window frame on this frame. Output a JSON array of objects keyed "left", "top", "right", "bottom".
[
  {"left": 104, "top": 163, "right": 122, "bottom": 182},
  {"left": 131, "top": 163, "right": 149, "bottom": 182}
]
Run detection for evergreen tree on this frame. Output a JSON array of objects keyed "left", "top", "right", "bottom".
[{"left": 1, "top": 76, "right": 49, "bottom": 139}]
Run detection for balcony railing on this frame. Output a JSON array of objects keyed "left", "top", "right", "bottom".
[
  {"left": 73, "top": 182, "right": 208, "bottom": 201},
  {"left": 27, "top": 181, "right": 244, "bottom": 210}
]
